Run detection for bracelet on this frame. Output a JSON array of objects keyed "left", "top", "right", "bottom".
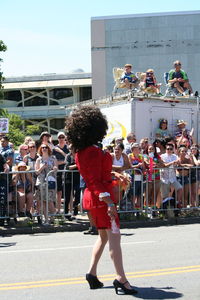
[
  {"left": 99, "top": 192, "right": 110, "bottom": 201},
  {"left": 107, "top": 203, "right": 115, "bottom": 207}
]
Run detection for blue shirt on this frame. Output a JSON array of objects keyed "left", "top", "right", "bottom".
[{"left": 0, "top": 145, "right": 14, "bottom": 161}]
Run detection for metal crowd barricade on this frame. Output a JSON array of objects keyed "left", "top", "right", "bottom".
[
  {"left": 0, "top": 169, "right": 39, "bottom": 225},
  {"left": 117, "top": 166, "right": 200, "bottom": 219},
  {"left": 1, "top": 165, "right": 200, "bottom": 226},
  {"left": 45, "top": 168, "right": 81, "bottom": 224}
]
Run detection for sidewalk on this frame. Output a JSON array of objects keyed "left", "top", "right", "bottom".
[{"left": 0, "top": 214, "right": 200, "bottom": 236}]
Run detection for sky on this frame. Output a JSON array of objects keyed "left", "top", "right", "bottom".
[{"left": 1, "top": 0, "right": 200, "bottom": 77}]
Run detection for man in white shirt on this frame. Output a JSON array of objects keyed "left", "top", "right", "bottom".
[{"left": 160, "top": 144, "right": 183, "bottom": 206}]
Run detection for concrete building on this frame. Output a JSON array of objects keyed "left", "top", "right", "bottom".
[
  {"left": 1, "top": 72, "right": 91, "bottom": 138},
  {"left": 91, "top": 10, "right": 200, "bottom": 99}
]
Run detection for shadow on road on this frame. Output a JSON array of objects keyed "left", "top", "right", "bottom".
[
  {"left": 133, "top": 286, "right": 183, "bottom": 299},
  {"left": 103, "top": 285, "right": 183, "bottom": 298},
  {"left": 0, "top": 242, "right": 16, "bottom": 248}
]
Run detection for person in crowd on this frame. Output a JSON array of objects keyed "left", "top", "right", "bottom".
[
  {"left": 124, "top": 132, "right": 137, "bottom": 155},
  {"left": 139, "top": 138, "right": 149, "bottom": 154},
  {"left": 175, "top": 120, "right": 190, "bottom": 138},
  {"left": 0, "top": 136, "right": 14, "bottom": 202},
  {"left": 66, "top": 105, "right": 137, "bottom": 295},
  {"left": 168, "top": 60, "right": 193, "bottom": 96},
  {"left": 35, "top": 144, "right": 57, "bottom": 224},
  {"left": 111, "top": 143, "right": 130, "bottom": 203},
  {"left": 160, "top": 144, "right": 183, "bottom": 207},
  {"left": 155, "top": 119, "right": 170, "bottom": 139},
  {"left": 111, "top": 143, "right": 130, "bottom": 173},
  {"left": 120, "top": 64, "right": 139, "bottom": 90},
  {"left": 153, "top": 138, "right": 166, "bottom": 155},
  {"left": 128, "top": 143, "right": 145, "bottom": 209},
  {"left": 12, "top": 162, "right": 33, "bottom": 218},
  {"left": 37, "top": 131, "right": 54, "bottom": 150},
  {"left": 190, "top": 145, "right": 200, "bottom": 207},
  {"left": 177, "top": 136, "right": 191, "bottom": 150},
  {"left": 0, "top": 153, "right": 10, "bottom": 226},
  {"left": 175, "top": 120, "right": 194, "bottom": 148},
  {"left": 53, "top": 132, "right": 69, "bottom": 214},
  {"left": 0, "top": 136, "right": 14, "bottom": 168},
  {"left": 15, "top": 144, "right": 29, "bottom": 165},
  {"left": 104, "top": 145, "right": 114, "bottom": 154},
  {"left": 64, "top": 144, "right": 80, "bottom": 219},
  {"left": 24, "top": 136, "right": 34, "bottom": 145},
  {"left": 165, "top": 137, "right": 178, "bottom": 154},
  {"left": 141, "top": 68, "right": 162, "bottom": 95},
  {"left": 176, "top": 147, "right": 193, "bottom": 208},
  {"left": 23, "top": 141, "right": 39, "bottom": 216},
  {"left": 24, "top": 141, "right": 39, "bottom": 171},
  {"left": 144, "top": 144, "right": 164, "bottom": 209},
  {"left": 112, "top": 136, "right": 124, "bottom": 147}
]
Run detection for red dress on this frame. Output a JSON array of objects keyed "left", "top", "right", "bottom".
[{"left": 75, "top": 145, "right": 119, "bottom": 229}]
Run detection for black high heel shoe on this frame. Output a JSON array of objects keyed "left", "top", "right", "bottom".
[
  {"left": 113, "top": 279, "right": 138, "bottom": 295},
  {"left": 86, "top": 273, "right": 104, "bottom": 289}
]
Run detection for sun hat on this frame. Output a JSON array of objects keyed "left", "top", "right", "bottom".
[
  {"left": 39, "top": 131, "right": 51, "bottom": 139},
  {"left": 15, "top": 162, "right": 30, "bottom": 171},
  {"left": 131, "top": 142, "right": 140, "bottom": 149},
  {"left": 124, "top": 64, "right": 132, "bottom": 68},
  {"left": 57, "top": 131, "right": 66, "bottom": 138},
  {"left": 177, "top": 120, "right": 187, "bottom": 126}
]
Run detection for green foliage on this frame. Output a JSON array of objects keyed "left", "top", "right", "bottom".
[
  {"left": 0, "top": 40, "right": 7, "bottom": 100},
  {"left": 26, "top": 124, "right": 40, "bottom": 136}
]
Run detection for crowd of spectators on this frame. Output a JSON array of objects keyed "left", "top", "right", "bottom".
[
  {"left": 0, "top": 117, "right": 199, "bottom": 226},
  {"left": 0, "top": 131, "right": 80, "bottom": 225},
  {"left": 105, "top": 119, "right": 200, "bottom": 214},
  {"left": 120, "top": 60, "right": 198, "bottom": 97}
]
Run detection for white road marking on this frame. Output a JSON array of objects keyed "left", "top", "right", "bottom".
[{"left": 0, "top": 240, "right": 155, "bottom": 254}]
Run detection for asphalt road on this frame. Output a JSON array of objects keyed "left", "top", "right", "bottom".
[{"left": 0, "top": 224, "right": 200, "bottom": 300}]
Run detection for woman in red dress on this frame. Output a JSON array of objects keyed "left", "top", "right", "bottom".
[{"left": 66, "top": 105, "right": 137, "bottom": 295}]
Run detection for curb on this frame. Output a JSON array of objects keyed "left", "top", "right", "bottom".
[{"left": 0, "top": 216, "right": 200, "bottom": 236}]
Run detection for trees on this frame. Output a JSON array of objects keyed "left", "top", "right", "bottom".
[
  {"left": 0, "top": 40, "right": 7, "bottom": 100},
  {"left": 0, "top": 108, "right": 39, "bottom": 148},
  {"left": 0, "top": 40, "right": 40, "bottom": 147}
]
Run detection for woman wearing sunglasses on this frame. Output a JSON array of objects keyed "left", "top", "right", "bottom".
[{"left": 35, "top": 144, "right": 58, "bottom": 224}]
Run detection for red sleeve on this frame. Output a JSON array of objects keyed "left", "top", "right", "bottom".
[{"left": 76, "top": 146, "right": 109, "bottom": 197}]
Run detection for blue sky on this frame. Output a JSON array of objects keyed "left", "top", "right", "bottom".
[{"left": 1, "top": 0, "right": 200, "bottom": 76}]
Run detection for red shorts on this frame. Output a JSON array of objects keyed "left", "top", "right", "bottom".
[{"left": 90, "top": 206, "right": 120, "bottom": 230}]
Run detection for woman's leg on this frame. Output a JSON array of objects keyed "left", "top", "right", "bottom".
[
  {"left": 107, "top": 229, "right": 131, "bottom": 288},
  {"left": 26, "top": 192, "right": 33, "bottom": 212},
  {"left": 190, "top": 182, "right": 197, "bottom": 207},
  {"left": 88, "top": 229, "right": 108, "bottom": 276},
  {"left": 17, "top": 192, "right": 25, "bottom": 213}
]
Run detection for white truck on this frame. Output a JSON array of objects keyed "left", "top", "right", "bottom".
[{"left": 101, "top": 96, "right": 199, "bottom": 145}]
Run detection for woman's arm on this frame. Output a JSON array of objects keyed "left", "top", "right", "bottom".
[{"left": 121, "top": 153, "right": 131, "bottom": 170}]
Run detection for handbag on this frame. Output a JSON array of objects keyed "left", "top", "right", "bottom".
[
  {"left": 48, "top": 181, "right": 56, "bottom": 189},
  {"left": 47, "top": 175, "right": 56, "bottom": 190}
]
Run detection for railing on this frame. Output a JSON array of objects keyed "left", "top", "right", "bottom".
[{"left": 0, "top": 166, "right": 199, "bottom": 226}]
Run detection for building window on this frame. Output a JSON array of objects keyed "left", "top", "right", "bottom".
[
  {"left": 3, "top": 90, "right": 22, "bottom": 101},
  {"left": 50, "top": 88, "right": 73, "bottom": 100},
  {"left": 22, "top": 89, "right": 47, "bottom": 107},
  {"left": 79, "top": 87, "right": 92, "bottom": 102}
]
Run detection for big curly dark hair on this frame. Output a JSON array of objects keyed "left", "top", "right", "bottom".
[{"left": 65, "top": 105, "right": 108, "bottom": 151}]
